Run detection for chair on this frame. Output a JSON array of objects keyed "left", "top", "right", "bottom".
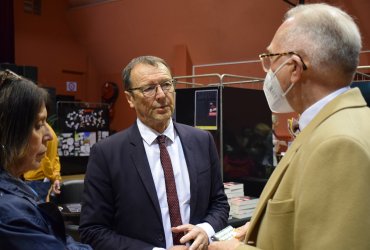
[
  {"left": 50, "top": 179, "right": 84, "bottom": 241},
  {"left": 50, "top": 179, "right": 84, "bottom": 205}
]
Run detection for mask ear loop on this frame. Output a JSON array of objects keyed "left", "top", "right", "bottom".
[
  {"left": 282, "top": 54, "right": 306, "bottom": 97},
  {"left": 270, "top": 57, "right": 296, "bottom": 97},
  {"left": 282, "top": 82, "right": 295, "bottom": 97},
  {"left": 271, "top": 58, "right": 292, "bottom": 77}
]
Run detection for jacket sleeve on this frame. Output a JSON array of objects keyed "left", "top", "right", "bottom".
[{"left": 0, "top": 195, "right": 91, "bottom": 250}]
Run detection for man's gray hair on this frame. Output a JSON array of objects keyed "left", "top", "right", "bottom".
[
  {"left": 283, "top": 3, "right": 362, "bottom": 79},
  {"left": 121, "top": 56, "right": 171, "bottom": 90}
]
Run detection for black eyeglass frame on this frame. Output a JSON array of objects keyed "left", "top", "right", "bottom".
[
  {"left": 259, "top": 51, "right": 308, "bottom": 72},
  {"left": 127, "top": 79, "right": 176, "bottom": 97}
]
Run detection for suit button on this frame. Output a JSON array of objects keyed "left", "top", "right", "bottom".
[{"left": 158, "top": 233, "right": 164, "bottom": 242}]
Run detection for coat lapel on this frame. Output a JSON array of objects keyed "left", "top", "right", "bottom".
[
  {"left": 127, "top": 123, "right": 162, "bottom": 222},
  {"left": 173, "top": 123, "right": 198, "bottom": 219}
]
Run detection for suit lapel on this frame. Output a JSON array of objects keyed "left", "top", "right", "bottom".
[
  {"left": 127, "top": 123, "right": 162, "bottom": 222},
  {"left": 174, "top": 123, "right": 198, "bottom": 219}
]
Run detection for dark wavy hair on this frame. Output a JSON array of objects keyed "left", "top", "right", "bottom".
[{"left": 0, "top": 70, "right": 48, "bottom": 173}]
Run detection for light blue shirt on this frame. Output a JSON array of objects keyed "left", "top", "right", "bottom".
[
  {"left": 299, "top": 86, "right": 350, "bottom": 131},
  {"left": 137, "top": 119, "right": 214, "bottom": 249}
]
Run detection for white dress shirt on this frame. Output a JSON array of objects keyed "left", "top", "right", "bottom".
[
  {"left": 137, "top": 119, "right": 214, "bottom": 249},
  {"left": 137, "top": 118, "right": 190, "bottom": 249},
  {"left": 299, "top": 86, "right": 350, "bottom": 131}
]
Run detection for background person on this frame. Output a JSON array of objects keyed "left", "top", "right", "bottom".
[
  {"left": 209, "top": 3, "right": 370, "bottom": 250},
  {"left": 0, "top": 70, "right": 91, "bottom": 249},
  {"left": 79, "top": 56, "right": 229, "bottom": 250},
  {"left": 24, "top": 122, "right": 61, "bottom": 201}
]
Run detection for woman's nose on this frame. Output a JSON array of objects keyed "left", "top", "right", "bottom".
[{"left": 44, "top": 125, "right": 53, "bottom": 142}]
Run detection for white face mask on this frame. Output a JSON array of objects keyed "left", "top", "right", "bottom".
[{"left": 263, "top": 59, "right": 295, "bottom": 113}]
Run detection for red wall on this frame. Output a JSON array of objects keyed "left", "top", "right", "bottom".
[
  {"left": 14, "top": 0, "right": 100, "bottom": 102},
  {"left": 13, "top": 0, "right": 370, "bottom": 134}
]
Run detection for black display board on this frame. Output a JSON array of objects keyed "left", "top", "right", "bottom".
[
  {"left": 175, "top": 86, "right": 272, "bottom": 197},
  {"left": 57, "top": 102, "right": 110, "bottom": 175}
]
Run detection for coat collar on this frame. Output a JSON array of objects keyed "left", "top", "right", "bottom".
[
  {"left": 126, "top": 123, "right": 163, "bottom": 221},
  {"left": 172, "top": 123, "right": 199, "bottom": 219}
]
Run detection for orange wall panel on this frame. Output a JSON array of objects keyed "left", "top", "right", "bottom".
[{"left": 13, "top": 0, "right": 370, "bottom": 133}]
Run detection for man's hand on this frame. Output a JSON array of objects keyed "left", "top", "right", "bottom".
[
  {"left": 169, "top": 245, "right": 189, "bottom": 250},
  {"left": 172, "top": 224, "right": 208, "bottom": 250},
  {"left": 234, "top": 222, "right": 250, "bottom": 241},
  {"left": 208, "top": 238, "right": 241, "bottom": 250}
]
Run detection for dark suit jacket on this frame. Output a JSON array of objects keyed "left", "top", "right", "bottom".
[{"left": 79, "top": 121, "right": 229, "bottom": 250}]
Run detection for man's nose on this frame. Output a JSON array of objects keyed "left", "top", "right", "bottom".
[{"left": 155, "top": 85, "right": 166, "bottom": 98}]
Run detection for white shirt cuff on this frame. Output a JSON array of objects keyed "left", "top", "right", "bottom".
[{"left": 196, "top": 222, "right": 215, "bottom": 243}]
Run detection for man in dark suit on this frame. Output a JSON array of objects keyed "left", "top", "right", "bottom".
[{"left": 79, "top": 56, "right": 229, "bottom": 250}]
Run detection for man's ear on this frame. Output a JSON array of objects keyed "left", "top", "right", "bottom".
[
  {"left": 290, "top": 55, "right": 305, "bottom": 84},
  {"left": 124, "top": 91, "right": 135, "bottom": 108}
]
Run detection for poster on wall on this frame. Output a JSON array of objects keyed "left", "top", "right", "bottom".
[
  {"left": 57, "top": 102, "right": 110, "bottom": 157},
  {"left": 57, "top": 102, "right": 109, "bottom": 132},
  {"left": 194, "top": 89, "right": 218, "bottom": 130},
  {"left": 58, "top": 131, "right": 109, "bottom": 157}
]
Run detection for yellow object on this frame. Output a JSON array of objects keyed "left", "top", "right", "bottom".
[{"left": 23, "top": 123, "right": 61, "bottom": 182}]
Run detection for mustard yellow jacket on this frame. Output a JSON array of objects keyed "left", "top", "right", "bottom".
[{"left": 237, "top": 88, "right": 370, "bottom": 250}]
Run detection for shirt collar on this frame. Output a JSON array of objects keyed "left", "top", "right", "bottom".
[
  {"left": 299, "top": 86, "right": 350, "bottom": 131},
  {"left": 136, "top": 118, "right": 175, "bottom": 145}
]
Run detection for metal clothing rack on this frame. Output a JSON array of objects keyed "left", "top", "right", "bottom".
[
  {"left": 173, "top": 65, "right": 370, "bottom": 177},
  {"left": 354, "top": 65, "right": 370, "bottom": 82}
]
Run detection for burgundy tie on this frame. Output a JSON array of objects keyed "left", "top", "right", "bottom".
[{"left": 157, "top": 135, "right": 184, "bottom": 245}]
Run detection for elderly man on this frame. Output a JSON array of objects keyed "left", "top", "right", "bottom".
[
  {"left": 79, "top": 56, "right": 229, "bottom": 250},
  {"left": 209, "top": 3, "right": 370, "bottom": 250}
]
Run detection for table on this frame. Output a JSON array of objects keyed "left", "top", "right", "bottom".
[{"left": 59, "top": 203, "right": 81, "bottom": 225}]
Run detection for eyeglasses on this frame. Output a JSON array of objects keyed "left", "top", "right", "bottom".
[
  {"left": 128, "top": 79, "right": 176, "bottom": 97},
  {"left": 0, "top": 69, "right": 22, "bottom": 86},
  {"left": 259, "top": 51, "right": 308, "bottom": 73}
]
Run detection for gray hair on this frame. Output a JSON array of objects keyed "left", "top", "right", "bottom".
[
  {"left": 282, "top": 3, "right": 362, "bottom": 79},
  {"left": 121, "top": 56, "right": 171, "bottom": 90}
]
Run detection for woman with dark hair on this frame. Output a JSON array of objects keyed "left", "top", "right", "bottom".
[{"left": 0, "top": 70, "right": 91, "bottom": 249}]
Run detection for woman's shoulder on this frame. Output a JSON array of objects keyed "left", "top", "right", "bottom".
[{"left": 0, "top": 190, "right": 41, "bottom": 223}]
